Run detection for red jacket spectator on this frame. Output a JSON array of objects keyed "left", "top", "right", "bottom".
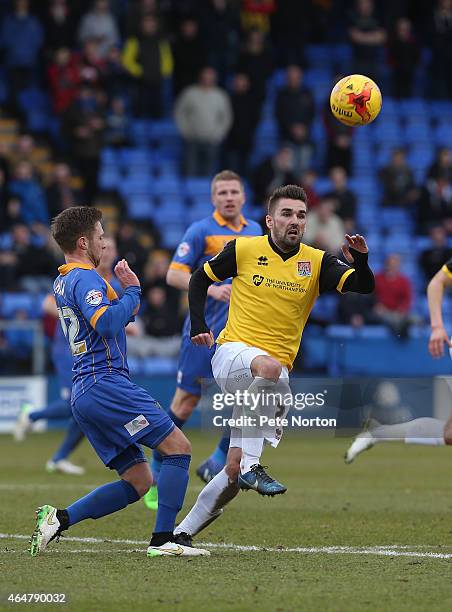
[
  {"left": 47, "top": 48, "right": 81, "bottom": 113},
  {"left": 375, "top": 255, "right": 412, "bottom": 313}
]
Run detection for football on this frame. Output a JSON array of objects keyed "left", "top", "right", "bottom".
[{"left": 330, "top": 74, "right": 382, "bottom": 126}]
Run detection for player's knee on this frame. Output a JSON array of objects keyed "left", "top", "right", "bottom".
[
  {"left": 135, "top": 474, "right": 153, "bottom": 498},
  {"left": 252, "top": 357, "right": 282, "bottom": 382}
]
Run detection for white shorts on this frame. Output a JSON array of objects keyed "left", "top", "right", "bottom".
[{"left": 212, "top": 342, "right": 290, "bottom": 449}]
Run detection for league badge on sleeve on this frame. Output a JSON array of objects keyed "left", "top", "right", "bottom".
[
  {"left": 85, "top": 289, "right": 103, "bottom": 306},
  {"left": 177, "top": 242, "right": 190, "bottom": 258},
  {"left": 297, "top": 261, "right": 312, "bottom": 277}
]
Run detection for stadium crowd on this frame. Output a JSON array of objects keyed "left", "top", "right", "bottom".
[{"left": 0, "top": 0, "right": 452, "bottom": 373}]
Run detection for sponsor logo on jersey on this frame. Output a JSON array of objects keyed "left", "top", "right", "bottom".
[
  {"left": 336, "top": 258, "right": 348, "bottom": 266},
  {"left": 85, "top": 289, "right": 103, "bottom": 306},
  {"left": 124, "top": 414, "right": 150, "bottom": 436},
  {"left": 257, "top": 255, "right": 268, "bottom": 266},
  {"left": 297, "top": 261, "right": 312, "bottom": 277},
  {"left": 253, "top": 275, "right": 264, "bottom": 286},
  {"left": 177, "top": 242, "right": 190, "bottom": 258}
]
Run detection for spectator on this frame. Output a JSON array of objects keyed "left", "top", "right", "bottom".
[
  {"left": 348, "top": 0, "right": 387, "bottom": 81},
  {"left": 43, "top": 0, "right": 77, "bottom": 56},
  {"left": 9, "top": 161, "right": 48, "bottom": 226},
  {"left": 337, "top": 292, "right": 378, "bottom": 328},
  {"left": 374, "top": 253, "right": 413, "bottom": 337},
  {"left": 417, "top": 175, "right": 452, "bottom": 233},
  {"left": 1, "top": 196, "right": 25, "bottom": 231},
  {"left": 380, "top": 149, "right": 417, "bottom": 207},
  {"left": 388, "top": 17, "right": 420, "bottom": 99},
  {"left": 252, "top": 145, "right": 298, "bottom": 206},
  {"left": 323, "top": 95, "right": 353, "bottom": 174},
  {"left": 275, "top": 64, "right": 315, "bottom": 140},
  {"left": 104, "top": 97, "right": 131, "bottom": 148},
  {"left": 271, "top": 0, "right": 307, "bottom": 67},
  {"left": 174, "top": 67, "right": 233, "bottom": 177},
  {"left": 78, "top": 0, "right": 120, "bottom": 59},
  {"left": 235, "top": 28, "right": 273, "bottom": 116},
  {"left": 428, "top": 147, "right": 452, "bottom": 182},
  {"left": 172, "top": 17, "right": 205, "bottom": 97},
  {"left": 122, "top": 14, "right": 173, "bottom": 118},
  {"left": 45, "top": 162, "right": 83, "bottom": 218},
  {"left": 104, "top": 45, "right": 130, "bottom": 99},
  {"left": 303, "top": 197, "right": 345, "bottom": 254},
  {"left": 79, "top": 38, "right": 107, "bottom": 90},
  {"left": 300, "top": 170, "right": 320, "bottom": 209},
  {"left": 431, "top": 0, "right": 452, "bottom": 100},
  {"left": 47, "top": 47, "right": 81, "bottom": 114},
  {"left": 225, "top": 73, "right": 260, "bottom": 177},
  {"left": 419, "top": 224, "right": 452, "bottom": 285},
  {"left": 125, "top": 0, "right": 160, "bottom": 37},
  {"left": 326, "top": 166, "right": 357, "bottom": 232},
  {"left": 62, "top": 85, "right": 106, "bottom": 200},
  {"left": 116, "top": 220, "right": 149, "bottom": 278},
  {"left": 200, "top": 0, "right": 240, "bottom": 85},
  {"left": 0, "top": 0, "right": 44, "bottom": 112},
  {"left": 1, "top": 224, "right": 56, "bottom": 292},
  {"left": 240, "top": 0, "right": 276, "bottom": 34}
]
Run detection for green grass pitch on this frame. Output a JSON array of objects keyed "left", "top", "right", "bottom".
[{"left": 1, "top": 430, "right": 452, "bottom": 611}]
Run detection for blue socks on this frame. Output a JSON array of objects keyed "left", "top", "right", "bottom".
[
  {"left": 29, "top": 398, "right": 71, "bottom": 422},
  {"left": 66, "top": 480, "right": 139, "bottom": 526},
  {"left": 151, "top": 410, "right": 187, "bottom": 481},
  {"left": 52, "top": 418, "right": 84, "bottom": 462},
  {"left": 155, "top": 454, "right": 190, "bottom": 533},
  {"left": 210, "top": 432, "right": 230, "bottom": 465}
]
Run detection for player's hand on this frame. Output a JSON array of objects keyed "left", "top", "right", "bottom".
[
  {"left": 341, "top": 234, "right": 368, "bottom": 263},
  {"left": 191, "top": 331, "right": 215, "bottom": 348},
  {"left": 207, "top": 284, "right": 232, "bottom": 303},
  {"left": 114, "top": 259, "right": 141, "bottom": 289},
  {"left": 428, "top": 325, "right": 452, "bottom": 358}
]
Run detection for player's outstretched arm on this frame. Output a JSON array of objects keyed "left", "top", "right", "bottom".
[
  {"left": 427, "top": 269, "right": 452, "bottom": 358},
  {"left": 341, "top": 234, "right": 375, "bottom": 294}
]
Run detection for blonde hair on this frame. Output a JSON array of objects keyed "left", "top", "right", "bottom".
[{"left": 211, "top": 170, "right": 244, "bottom": 195}]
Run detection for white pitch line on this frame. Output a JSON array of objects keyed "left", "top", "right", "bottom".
[{"left": 1, "top": 534, "right": 452, "bottom": 559}]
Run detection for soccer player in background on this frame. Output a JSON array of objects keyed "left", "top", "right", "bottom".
[
  {"left": 173, "top": 184, "right": 374, "bottom": 544},
  {"left": 30, "top": 206, "right": 209, "bottom": 557},
  {"left": 144, "top": 170, "right": 261, "bottom": 510},
  {"left": 345, "top": 257, "right": 452, "bottom": 462}
]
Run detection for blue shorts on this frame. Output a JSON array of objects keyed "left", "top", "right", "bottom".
[
  {"left": 176, "top": 334, "right": 216, "bottom": 396},
  {"left": 72, "top": 373, "right": 174, "bottom": 471}
]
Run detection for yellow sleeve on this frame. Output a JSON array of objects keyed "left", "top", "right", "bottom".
[
  {"left": 441, "top": 264, "right": 452, "bottom": 280},
  {"left": 122, "top": 38, "right": 143, "bottom": 77},
  {"left": 336, "top": 268, "right": 355, "bottom": 293},
  {"left": 204, "top": 262, "right": 222, "bottom": 283},
  {"left": 160, "top": 40, "right": 173, "bottom": 77}
]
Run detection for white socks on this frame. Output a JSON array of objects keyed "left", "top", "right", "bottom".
[
  {"left": 371, "top": 417, "right": 445, "bottom": 446},
  {"left": 174, "top": 468, "right": 239, "bottom": 537},
  {"left": 240, "top": 376, "right": 276, "bottom": 474}
]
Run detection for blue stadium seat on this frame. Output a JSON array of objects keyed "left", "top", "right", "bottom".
[
  {"left": 433, "top": 124, "right": 452, "bottom": 147},
  {"left": 0, "top": 294, "right": 39, "bottom": 319},
  {"left": 126, "top": 194, "right": 155, "bottom": 219},
  {"left": 380, "top": 208, "right": 413, "bottom": 230},
  {"left": 183, "top": 178, "right": 211, "bottom": 197},
  {"left": 98, "top": 166, "right": 121, "bottom": 190},
  {"left": 305, "top": 45, "right": 331, "bottom": 68},
  {"left": 156, "top": 198, "right": 187, "bottom": 222},
  {"left": 152, "top": 177, "right": 182, "bottom": 197}
]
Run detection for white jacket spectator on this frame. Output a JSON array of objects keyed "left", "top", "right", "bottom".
[
  {"left": 78, "top": 0, "right": 119, "bottom": 58},
  {"left": 304, "top": 197, "right": 345, "bottom": 255},
  {"left": 175, "top": 68, "right": 232, "bottom": 144}
]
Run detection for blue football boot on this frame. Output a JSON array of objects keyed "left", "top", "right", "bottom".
[
  {"left": 238, "top": 464, "right": 287, "bottom": 496},
  {"left": 196, "top": 457, "right": 224, "bottom": 483}
]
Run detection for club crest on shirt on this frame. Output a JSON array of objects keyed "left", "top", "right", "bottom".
[
  {"left": 85, "top": 289, "right": 103, "bottom": 306},
  {"left": 297, "top": 261, "right": 312, "bottom": 277}
]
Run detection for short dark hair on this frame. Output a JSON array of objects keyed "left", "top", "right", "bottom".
[
  {"left": 267, "top": 184, "right": 308, "bottom": 215},
  {"left": 51, "top": 206, "right": 102, "bottom": 253}
]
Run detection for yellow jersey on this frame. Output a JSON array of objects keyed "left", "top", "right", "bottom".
[{"left": 204, "top": 235, "right": 354, "bottom": 369}]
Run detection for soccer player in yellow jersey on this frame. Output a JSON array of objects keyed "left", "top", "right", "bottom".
[{"left": 173, "top": 184, "right": 375, "bottom": 544}]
